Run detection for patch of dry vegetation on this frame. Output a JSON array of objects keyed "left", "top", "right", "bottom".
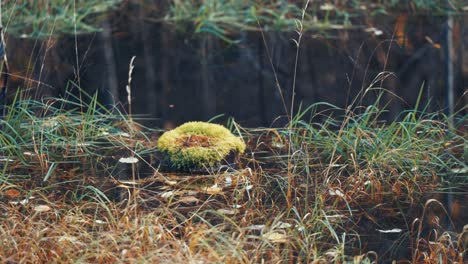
[{"left": 0, "top": 91, "right": 466, "bottom": 263}]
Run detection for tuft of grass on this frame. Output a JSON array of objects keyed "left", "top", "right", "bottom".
[
  {"left": 163, "top": 0, "right": 466, "bottom": 41},
  {"left": 1, "top": 0, "right": 123, "bottom": 37}
]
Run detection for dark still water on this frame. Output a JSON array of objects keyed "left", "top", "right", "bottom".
[{"left": 5, "top": 12, "right": 468, "bottom": 128}]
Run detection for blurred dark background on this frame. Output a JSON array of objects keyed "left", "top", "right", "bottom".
[{"left": 4, "top": 2, "right": 467, "bottom": 127}]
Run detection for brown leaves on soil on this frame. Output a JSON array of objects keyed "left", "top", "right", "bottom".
[{"left": 4, "top": 189, "right": 21, "bottom": 198}]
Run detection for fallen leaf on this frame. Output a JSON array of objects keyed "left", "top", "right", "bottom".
[
  {"left": 272, "top": 142, "right": 285, "bottom": 149},
  {"left": 364, "top": 27, "right": 383, "bottom": 36},
  {"left": 216, "top": 208, "right": 238, "bottom": 215},
  {"left": 58, "top": 236, "right": 86, "bottom": 246},
  {"left": 451, "top": 167, "right": 467, "bottom": 174},
  {"left": 186, "top": 190, "right": 199, "bottom": 196},
  {"left": 160, "top": 191, "right": 175, "bottom": 199},
  {"left": 58, "top": 236, "right": 78, "bottom": 243},
  {"left": 118, "top": 157, "right": 138, "bottom": 164},
  {"left": 320, "top": 3, "right": 335, "bottom": 11},
  {"left": 120, "top": 132, "right": 131, "bottom": 138},
  {"left": 10, "top": 196, "right": 35, "bottom": 205},
  {"left": 4, "top": 189, "right": 21, "bottom": 198},
  {"left": 165, "top": 180, "right": 178, "bottom": 186},
  {"left": 246, "top": 224, "right": 265, "bottom": 231},
  {"left": 275, "top": 221, "right": 292, "bottom": 229},
  {"left": 204, "top": 184, "right": 223, "bottom": 195},
  {"left": 34, "top": 205, "right": 51, "bottom": 212},
  {"left": 178, "top": 196, "right": 200, "bottom": 204},
  {"left": 329, "top": 189, "right": 345, "bottom": 197},
  {"left": 114, "top": 132, "right": 131, "bottom": 138},
  {"left": 263, "top": 232, "right": 288, "bottom": 243},
  {"left": 224, "top": 175, "right": 232, "bottom": 186}
]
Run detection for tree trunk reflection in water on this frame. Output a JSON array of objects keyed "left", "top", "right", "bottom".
[
  {"left": 138, "top": 8, "right": 158, "bottom": 120},
  {"left": 200, "top": 36, "right": 216, "bottom": 120},
  {"left": 159, "top": 24, "right": 173, "bottom": 129},
  {"left": 3, "top": 14, "right": 467, "bottom": 127},
  {"left": 100, "top": 17, "right": 119, "bottom": 107}
]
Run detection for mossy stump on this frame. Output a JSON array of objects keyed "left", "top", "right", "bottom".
[{"left": 157, "top": 122, "right": 246, "bottom": 172}]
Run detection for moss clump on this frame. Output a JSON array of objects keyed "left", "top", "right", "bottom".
[{"left": 157, "top": 121, "right": 246, "bottom": 170}]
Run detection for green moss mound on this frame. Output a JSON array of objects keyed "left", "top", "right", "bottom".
[{"left": 157, "top": 122, "right": 246, "bottom": 170}]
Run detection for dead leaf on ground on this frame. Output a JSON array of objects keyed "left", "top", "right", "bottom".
[
  {"left": 10, "top": 196, "right": 35, "bottom": 205},
  {"left": 329, "top": 188, "right": 345, "bottom": 197},
  {"left": 160, "top": 191, "right": 175, "bottom": 199},
  {"left": 263, "top": 232, "right": 288, "bottom": 243},
  {"left": 118, "top": 157, "right": 138, "bottom": 164},
  {"left": 4, "top": 189, "right": 21, "bottom": 198},
  {"left": 246, "top": 225, "right": 265, "bottom": 231},
  {"left": 216, "top": 208, "right": 238, "bottom": 215},
  {"left": 275, "top": 221, "right": 292, "bottom": 229},
  {"left": 94, "top": 220, "right": 107, "bottom": 225},
  {"left": 203, "top": 184, "right": 223, "bottom": 195},
  {"left": 165, "top": 180, "right": 178, "bottom": 186},
  {"left": 178, "top": 196, "right": 200, "bottom": 204},
  {"left": 34, "top": 205, "right": 52, "bottom": 212}
]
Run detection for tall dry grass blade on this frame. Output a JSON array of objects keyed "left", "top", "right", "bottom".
[{"left": 126, "top": 56, "right": 136, "bottom": 123}]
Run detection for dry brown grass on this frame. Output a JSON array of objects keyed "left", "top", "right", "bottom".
[{"left": 0, "top": 94, "right": 466, "bottom": 263}]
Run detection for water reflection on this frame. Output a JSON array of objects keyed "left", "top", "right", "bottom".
[{"left": 5, "top": 11, "right": 467, "bottom": 127}]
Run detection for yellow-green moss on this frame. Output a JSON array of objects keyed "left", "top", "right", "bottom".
[{"left": 157, "top": 122, "right": 246, "bottom": 170}]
